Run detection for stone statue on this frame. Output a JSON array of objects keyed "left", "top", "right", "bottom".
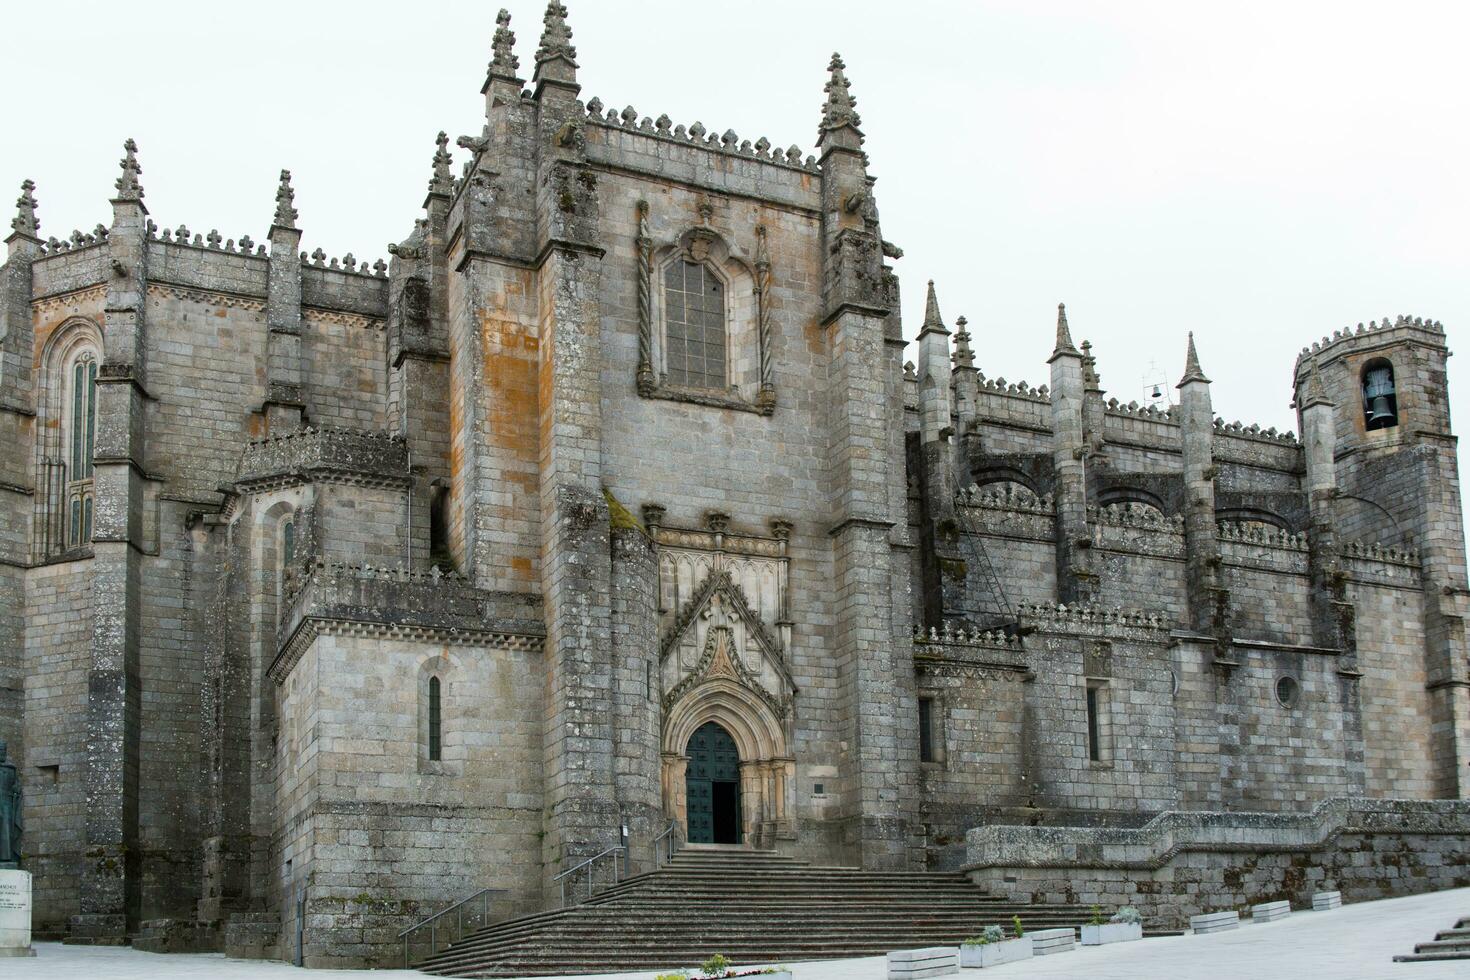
[{"left": 0, "top": 740, "right": 19, "bottom": 868}]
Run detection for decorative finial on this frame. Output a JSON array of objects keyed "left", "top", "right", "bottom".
[
  {"left": 1052, "top": 302, "right": 1078, "bottom": 357},
  {"left": 1300, "top": 360, "right": 1332, "bottom": 409},
  {"left": 114, "top": 138, "right": 144, "bottom": 202},
  {"left": 1177, "top": 330, "right": 1210, "bottom": 386},
  {"left": 818, "top": 52, "right": 863, "bottom": 145},
  {"left": 920, "top": 280, "right": 948, "bottom": 334},
  {"left": 429, "top": 132, "right": 454, "bottom": 196},
  {"left": 953, "top": 315, "right": 975, "bottom": 368},
  {"left": 535, "top": 1, "right": 577, "bottom": 68},
  {"left": 273, "top": 170, "right": 298, "bottom": 230},
  {"left": 490, "top": 8, "right": 520, "bottom": 77},
  {"left": 10, "top": 179, "right": 39, "bottom": 239}
]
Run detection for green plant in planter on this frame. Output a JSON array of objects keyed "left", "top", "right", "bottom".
[
  {"left": 1089, "top": 905, "right": 1105, "bottom": 926},
  {"left": 702, "top": 953, "right": 732, "bottom": 978},
  {"left": 963, "top": 925, "right": 1007, "bottom": 946},
  {"left": 1110, "top": 906, "right": 1142, "bottom": 925},
  {"left": 1012, "top": 915, "right": 1025, "bottom": 938},
  {"left": 757, "top": 968, "right": 790, "bottom": 975}
]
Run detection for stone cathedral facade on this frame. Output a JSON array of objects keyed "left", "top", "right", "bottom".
[{"left": 1, "top": 2, "right": 1467, "bottom": 966}]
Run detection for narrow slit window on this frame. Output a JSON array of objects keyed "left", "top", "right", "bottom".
[
  {"left": 1086, "top": 687, "right": 1101, "bottom": 762},
  {"left": 427, "top": 676, "right": 442, "bottom": 762},
  {"left": 1085, "top": 682, "right": 1111, "bottom": 764},
  {"left": 918, "top": 697, "right": 935, "bottom": 763}
]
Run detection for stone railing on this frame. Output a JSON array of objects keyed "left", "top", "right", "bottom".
[
  {"left": 963, "top": 797, "right": 1470, "bottom": 928},
  {"left": 236, "top": 426, "right": 410, "bottom": 489},
  {"left": 1217, "top": 521, "right": 1308, "bottom": 551},
  {"left": 1339, "top": 540, "right": 1419, "bottom": 566},
  {"left": 912, "top": 622, "right": 1023, "bottom": 651},
  {"left": 1017, "top": 602, "right": 1171, "bottom": 636},
  {"left": 1091, "top": 503, "right": 1183, "bottom": 534},
  {"left": 958, "top": 483, "right": 1054, "bottom": 515}
]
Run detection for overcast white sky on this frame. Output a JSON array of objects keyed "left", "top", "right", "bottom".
[{"left": 5, "top": 1, "right": 1468, "bottom": 453}]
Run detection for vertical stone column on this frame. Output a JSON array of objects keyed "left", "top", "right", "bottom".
[
  {"left": 0, "top": 182, "right": 40, "bottom": 762},
  {"left": 610, "top": 523, "right": 662, "bottom": 870},
  {"left": 915, "top": 283, "right": 961, "bottom": 627},
  {"left": 1296, "top": 364, "right": 1365, "bottom": 791},
  {"left": 1048, "top": 305, "right": 1094, "bottom": 604},
  {"left": 73, "top": 141, "right": 149, "bottom": 944},
  {"left": 1177, "top": 334, "right": 1225, "bottom": 635},
  {"left": 531, "top": 4, "right": 622, "bottom": 877},
  {"left": 818, "top": 53, "right": 920, "bottom": 869},
  {"left": 264, "top": 172, "right": 304, "bottom": 434}
]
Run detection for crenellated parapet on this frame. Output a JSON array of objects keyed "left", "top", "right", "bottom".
[
  {"left": 582, "top": 97, "right": 818, "bottom": 172},
  {"left": 271, "top": 558, "right": 545, "bottom": 682},
  {"left": 1091, "top": 503, "right": 1185, "bottom": 559},
  {"left": 912, "top": 621, "right": 1022, "bottom": 651},
  {"left": 1018, "top": 601, "right": 1172, "bottom": 638},
  {"left": 1217, "top": 520, "right": 1308, "bottom": 551},
  {"left": 235, "top": 426, "right": 410, "bottom": 491},
  {"left": 1294, "top": 313, "right": 1446, "bottom": 376}
]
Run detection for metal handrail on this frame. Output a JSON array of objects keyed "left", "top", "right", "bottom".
[
  {"left": 652, "top": 818, "right": 682, "bottom": 866},
  {"left": 396, "top": 886, "right": 506, "bottom": 969},
  {"left": 552, "top": 845, "right": 626, "bottom": 907}
]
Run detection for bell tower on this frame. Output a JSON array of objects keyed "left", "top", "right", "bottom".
[{"left": 1294, "top": 315, "right": 1470, "bottom": 799}]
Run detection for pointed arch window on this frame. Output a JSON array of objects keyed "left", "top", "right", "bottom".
[{"left": 65, "top": 351, "right": 98, "bottom": 548}]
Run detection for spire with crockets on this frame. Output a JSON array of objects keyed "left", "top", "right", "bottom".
[
  {"left": 817, "top": 52, "right": 863, "bottom": 148},
  {"left": 272, "top": 170, "right": 298, "bottom": 230},
  {"left": 113, "top": 138, "right": 144, "bottom": 203},
  {"left": 10, "top": 180, "right": 38, "bottom": 240}
]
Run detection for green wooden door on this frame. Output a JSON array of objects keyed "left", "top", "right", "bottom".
[{"left": 686, "top": 722, "right": 741, "bottom": 844}]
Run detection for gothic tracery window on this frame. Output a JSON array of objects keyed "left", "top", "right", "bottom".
[
  {"left": 64, "top": 349, "right": 98, "bottom": 548},
  {"left": 663, "top": 259, "right": 727, "bottom": 390}
]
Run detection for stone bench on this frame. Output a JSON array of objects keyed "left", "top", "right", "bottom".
[
  {"left": 1030, "top": 927, "right": 1077, "bottom": 955},
  {"left": 1251, "top": 900, "right": 1291, "bottom": 923},
  {"left": 1312, "top": 890, "right": 1343, "bottom": 911},
  {"left": 1190, "top": 910, "right": 1240, "bottom": 934},
  {"left": 887, "top": 946, "right": 958, "bottom": 979}
]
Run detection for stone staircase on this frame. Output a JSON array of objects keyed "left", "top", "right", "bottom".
[
  {"left": 417, "top": 847, "right": 1121, "bottom": 977},
  {"left": 1394, "top": 916, "right": 1470, "bottom": 963}
]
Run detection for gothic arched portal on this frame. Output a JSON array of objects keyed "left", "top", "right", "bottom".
[{"left": 685, "top": 721, "right": 741, "bottom": 844}]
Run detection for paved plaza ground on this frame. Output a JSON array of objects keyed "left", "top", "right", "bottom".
[{"left": 12, "top": 886, "right": 1469, "bottom": 980}]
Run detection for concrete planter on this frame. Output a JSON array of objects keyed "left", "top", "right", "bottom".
[
  {"left": 888, "top": 946, "right": 958, "bottom": 978},
  {"left": 1250, "top": 901, "right": 1291, "bottom": 923},
  {"left": 1081, "top": 922, "right": 1142, "bottom": 945},
  {"left": 959, "top": 936, "right": 1033, "bottom": 968},
  {"left": 1029, "top": 928, "right": 1077, "bottom": 955},
  {"left": 1190, "top": 910, "right": 1240, "bottom": 934}
]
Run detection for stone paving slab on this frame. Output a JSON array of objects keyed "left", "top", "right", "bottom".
[{"left": 9, "top": 887, "right": 1470, "bottom": 980}]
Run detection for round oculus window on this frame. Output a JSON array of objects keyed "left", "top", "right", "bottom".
[{"left": 1275, "top": 675, "right": 1300, "bottom": 707}]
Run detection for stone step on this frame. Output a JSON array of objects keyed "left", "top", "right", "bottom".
[
  {"left": 1415, "top": 939, "right": 1470, "bottom": 954},
  {"left": 1394, "top": 951, "right": 1470, "bottom": 963},
  {"left": 418, "top": 851, "right": 1119, "bottom": 978}
]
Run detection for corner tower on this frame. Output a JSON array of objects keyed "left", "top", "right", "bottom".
[{"left": 1294, "top": 316, "right": 1470, "bottom": 799}]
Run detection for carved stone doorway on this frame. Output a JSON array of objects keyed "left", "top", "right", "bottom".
[{"left": 686, "top": 721, "right": 742, "bottom": 844}]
